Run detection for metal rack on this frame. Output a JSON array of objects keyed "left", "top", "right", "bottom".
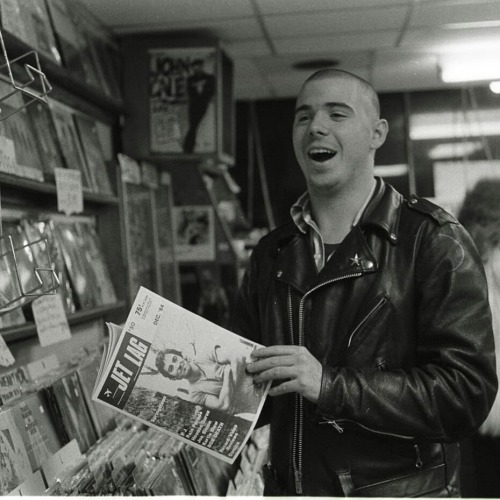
[
  {"left": 0, "top": 28, "right": 52, "bottom": 121},
  {"left": 0, "top": 232, "right": 60, "bottom": 313},
  {"left": 0, "top": 27, "right": 59, "bottom": 312}
]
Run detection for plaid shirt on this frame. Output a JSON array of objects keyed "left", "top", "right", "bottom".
[{"left": 290, "top": 181, "right": 376, "bottom": 272}]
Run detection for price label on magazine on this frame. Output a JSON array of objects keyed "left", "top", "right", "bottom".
[
  {"left": 32, "top": 293, "right": 72, "bottom": 346},
  {"left": 55, "top": 168, "right": 83, "bottom": 215}
]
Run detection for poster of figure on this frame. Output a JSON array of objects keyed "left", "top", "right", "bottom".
[
  {"left": 173, "top": 205, "right": 215, "bottom": 262},
  {"left": 149, "top": 47, "right": 217, "bottom": 154}
]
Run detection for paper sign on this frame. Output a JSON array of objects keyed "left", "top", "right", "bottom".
[
  {"left": 32, "top": 293, "right": 72, "bottom": 346},
  {"left": 0, "top": 136, "right": 16, "bottom": 174},
  {"left": 55, "top": 167, "right": 83, "bottom": 215},
  {"left": 0, "top": 334, "right": 15, "bottom": 367}
]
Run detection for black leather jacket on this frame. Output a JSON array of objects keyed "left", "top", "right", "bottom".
[{"left": 232, "top": 179, "right": 497, "bottom": 497}]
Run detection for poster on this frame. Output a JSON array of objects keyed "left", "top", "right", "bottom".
[{"left": 149, "top": 47, "right": 216, "bottom": 154}]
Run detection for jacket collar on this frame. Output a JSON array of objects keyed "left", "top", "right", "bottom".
[
  {"left": 274, "top": 177, "right": 403, "bottom": 292},
  {"left": 359, "top": 177, "right": 403, "bottom": 245}
]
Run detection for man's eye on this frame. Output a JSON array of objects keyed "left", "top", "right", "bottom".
[
  {"left": 331, "top": 112, "right": 346, "bottom": 119},
  {"left": 296, "top": 115, "right": 310, "bottom": 123}
]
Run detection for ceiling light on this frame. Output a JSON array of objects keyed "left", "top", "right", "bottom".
[
  {"left": 440, "top": 56, "right": 500, "bottom": 83},
  {"left": 490, "top": 81, "right": 500, "bottom": 94}
]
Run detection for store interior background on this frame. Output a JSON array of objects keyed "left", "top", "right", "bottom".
[{"left": 82, "top": 0, "right": 500, "bottom": 227}]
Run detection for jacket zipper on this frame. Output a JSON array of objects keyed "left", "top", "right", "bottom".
[
  {"left": 290, "top": 272, "right": 363, "bottom": 495},
  {"left": 319, "top": 418, "right": 423, "bottom": 468},
  {"left": 347, "top": 296, "right": 388, "bottom": 348}
]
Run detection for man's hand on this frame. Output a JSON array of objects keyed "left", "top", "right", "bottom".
[{"left": 246, "top": 345, "right": 322, "bottom": 403}]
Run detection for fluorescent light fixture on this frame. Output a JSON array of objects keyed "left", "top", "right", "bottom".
[
  {"left": 428, "top": 141, "right": 483, "bottom": 160},
  {"left": 490, "top": 81, "right": 500, "bottom": 94},
  {"left": 441, "top": 60, "right": 500, "bottom": 83}
]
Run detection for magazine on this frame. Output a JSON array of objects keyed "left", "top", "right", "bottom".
[{"left": 93, "top": 286, "right": 270, "bottom": 464}]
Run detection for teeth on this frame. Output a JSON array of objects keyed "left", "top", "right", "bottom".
[{"left": 309, "top": 148, "right": 335, "bottom": 154}]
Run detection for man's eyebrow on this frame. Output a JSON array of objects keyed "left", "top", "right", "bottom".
[{"left": 294, "top": 102, "right": 353, "bottom": 114}]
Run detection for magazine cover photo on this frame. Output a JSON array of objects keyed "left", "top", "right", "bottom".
[{"left": 93, "top": 287, "right": 270, "bottom": 463}]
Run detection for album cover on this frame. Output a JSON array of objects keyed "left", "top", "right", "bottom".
[
  {"left": 49, "top": 99, "right": 95, "bottom": 191},
  {"left": 73, "top": 114, "right": 114, "bottom": 195},
  {"left": 19, "top": 0, "right": 61, "bottom": 64},
  {"left": 74, "top": 221, "right": 117, "bottom": 305},
  {"left": 1, "top": 221, "right": 43, "bottom": 303},
  {"left": 42, "top": 371, "right": 98, "bottom": 454},
  {"left": 76, "top": 356, "right": 116, "bottom": 438},
  {"left": 155, "top": 172, "right": 181, "bottom": 304},
  {"left": 122, "top": 183, "right": 157, "bottom": 301},
  {"left": 44, "top": 0, "right": 87, "bottom": 81},
  {"left": 0, "top": 406, "right": 32, "bottom": 495},
  {"left": 11, "top": 392, "right": 63, "bottom": 471},
  {"left": 0, "top": 80, "right": 45, "bottom": 182},
  {"left": 54, "top": 221, "right": 97, "bottom": 310},
  {"left": 173, "top": 205, "right": 216, "bottom": 262},
  {"left": 23, "top": 219, "right": 76, "bottom": 314},
  {"left": 23, "top": 96, "right": 66, "bottom": 179}
]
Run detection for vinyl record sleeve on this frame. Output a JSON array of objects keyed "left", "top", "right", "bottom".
[
  {"left": 0, "top": 407, "right": 32, "bottom": 495},
  {"left": 23, "top": 97, "right": 66, "bottom": 178},
  {"left": 11, "top": 392, "right": 62, "bottom": 471},
  {"left": 73, "top": 114, "right": 114, "bottom": 195},
  {"left": 23, "top": 219, "right": 76, "bottom": 314},
  {"left": 18, "top": 0, "right": 62, "bottom": 64},
  {"left": 0, "top": 81, "right": 45, "bottom": 182},
  {"left": 45, "top": 0, "right": 86, "bottom": 80},
  {"left": 77, "top": 356, "right": 116, "bottom": 438},
  {"left": 48, "top": 100, "right": 95, "bottom": 191},
  {"left": 42, "top": 371, "right": 97, "bottom": 454},
  {"left": 74, "top": 221, "right": 117, "bottom": 305},
  {"left": 54, "top": 221, "right": 97, "bottom": 310}
]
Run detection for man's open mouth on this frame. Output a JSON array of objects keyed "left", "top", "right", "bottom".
[{"left": 308, "top": 148, "right": 336, "bottom": 162}]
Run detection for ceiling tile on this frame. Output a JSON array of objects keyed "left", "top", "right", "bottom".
[
  {"left": 255, "top": 0, "right": 411, "bottom": 14},
  {"left": 274, "top": 31, "right": 399, "bottom": 54},
  {"left": 411, "top": 0, "right": 500, "bottom": 27},
  {"left": 79, "top": 0, "right": 254, "bottom": 25},
  {"left": 263, "top": 7, "right": 407, "bottom": 37}
]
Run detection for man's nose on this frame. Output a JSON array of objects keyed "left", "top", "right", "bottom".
[{"left": 309, "top": 111, "right": 329, "bottom": 136}]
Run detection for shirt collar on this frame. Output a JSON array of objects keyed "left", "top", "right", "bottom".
[{"left": 290, "top": 179, "right": 377, "bottom": 234}]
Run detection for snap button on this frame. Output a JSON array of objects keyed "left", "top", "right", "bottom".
[
  {"left": 389, "top": 233, "right": 397, "bottom": 242},
  {"left": 364, "top": 260, "right": 374, "bottom": 270},
  {"left": 409, "top": 198, "right": 417, "bottom": 205}
]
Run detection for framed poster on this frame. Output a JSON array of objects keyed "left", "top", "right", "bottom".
[
  {"left": 173, "top": 205, "right": 215, "bottom": 262},
  {"left": 149, "top": 47, "right": 217, "bottom": 154}
]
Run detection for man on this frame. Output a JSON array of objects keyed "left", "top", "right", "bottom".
[
  {"left": 231, "top": 69, "right": 497, "bottom": 496},
  {"left": 155, "top": 345, "right": 264, "bottom": 416}
]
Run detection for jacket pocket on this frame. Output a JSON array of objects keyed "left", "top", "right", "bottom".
[
  {"left": 347, "top": 293, "right": 390, "bottom": 352},
  {"left": 338, "top": 463, "right": 451, "bottom": 497}
]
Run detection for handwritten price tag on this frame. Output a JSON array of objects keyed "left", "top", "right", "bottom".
[
  {"left": 55, "top": 167, "right": 83, "bottom": 215},
  {"left": 0, "top": 136, "right": 17, "bottom": 174},
  {"left": 32, "top": 293, "right": 72, "bottom": 347}
]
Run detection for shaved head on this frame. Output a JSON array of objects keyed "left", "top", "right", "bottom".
[{"left": 302, "top": 68, "right": 380, "bottom": 119}]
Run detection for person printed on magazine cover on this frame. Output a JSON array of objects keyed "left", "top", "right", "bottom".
[
  {"left": 231, "top": 68, "right": 498, "bottom": 496},
  {"left": 155, "top": 344, "right": 264, "bottom": 419}
]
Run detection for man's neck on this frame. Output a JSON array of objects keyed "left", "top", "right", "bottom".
[{"left": 310, "top": 178, "right": 375, "bottom": 244}]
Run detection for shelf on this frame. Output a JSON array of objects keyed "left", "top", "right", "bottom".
[
  {"left": 0, "top": 172, "right": 120, "bottom": 206},
  {"left": 1, "top": 31, "right": 123, "bottom": 114},
  {"left": 1, "top": 300, "right": 127, "bottom": 344}
]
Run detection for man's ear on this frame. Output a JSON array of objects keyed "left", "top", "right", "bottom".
[{"left": 371, "top": 119, "right": 389, "bottom": 150}]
